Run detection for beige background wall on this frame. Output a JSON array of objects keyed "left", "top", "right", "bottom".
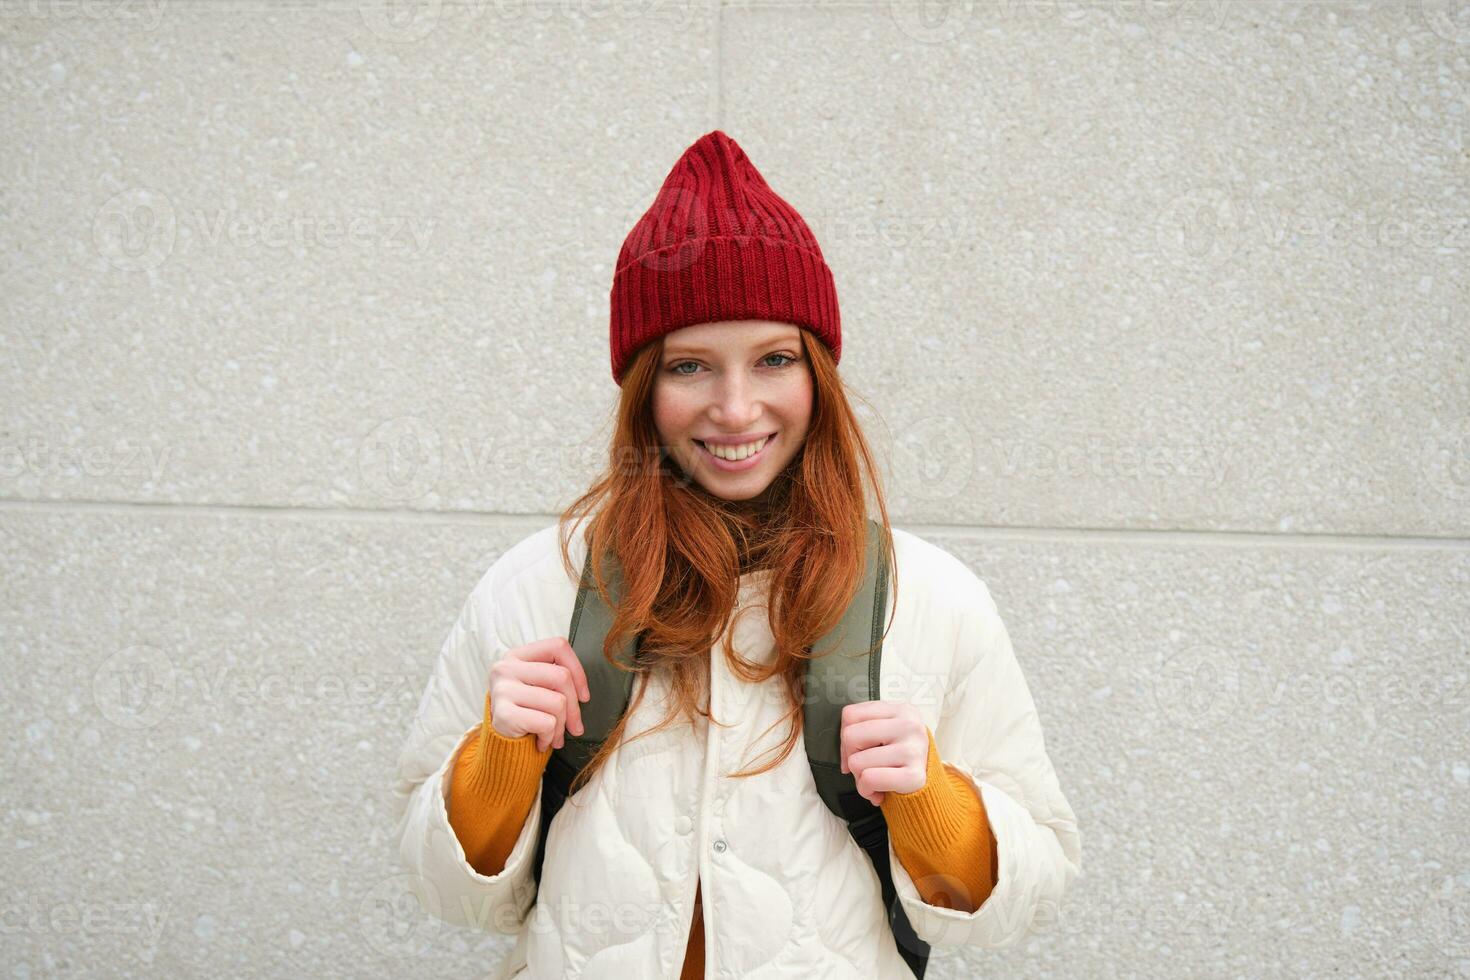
[{"left": 2, "top": 0, "right": 1467, "bottom": 976}]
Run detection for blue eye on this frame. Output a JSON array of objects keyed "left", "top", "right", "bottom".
[{"left": 666, "top": 352, "right": 799, "bottom": 376}]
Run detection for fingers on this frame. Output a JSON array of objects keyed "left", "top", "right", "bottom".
[
  {"left": 854, "top": 765, "right": 910, "bottom": 804},
  {"left": 489, "top": 638, "right": 593, "bottom": 751},
  {"left": 507, "top": 660, "right": 587, "bottom": 738},
  {"left": 501, "top": 686, "right": 565, "bottom": 751},
  {"left": 512, "top": 638, "right": 591, "bottom": 734},
  {"left": 839, "top": 716, "right": 906, "bottom": 774},
  {"left": 844, "top": 742, "right": 908, "bottom": 775},
  {"left": 493, "top": 690, "right": 561, "bottom": 752}
]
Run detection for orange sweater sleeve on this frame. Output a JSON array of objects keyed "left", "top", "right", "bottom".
[
  {"left": 879, "top": 725, "right": 999, "bottom": 915},
  {"left": 446, "top": 693, "right": 552, "bottom": 876}
]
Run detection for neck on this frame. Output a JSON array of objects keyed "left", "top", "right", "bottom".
[{"left": 725, "top": 472, "right": 794, "bottom": 572}]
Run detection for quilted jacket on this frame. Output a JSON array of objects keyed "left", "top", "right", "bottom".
[{"left": 391, "top": 520, "right": 1082, "bottom": 978}]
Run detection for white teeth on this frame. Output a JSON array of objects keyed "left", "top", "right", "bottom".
[{"left": 700, "top": 435, "right": 770, "bottom": 461}]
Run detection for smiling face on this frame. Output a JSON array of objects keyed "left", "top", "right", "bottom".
[{"left": 652, "top": 319, "right": 814, "bottom": 503}]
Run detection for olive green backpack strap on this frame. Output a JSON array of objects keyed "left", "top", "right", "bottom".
[
  {"left": 802, "top": 518, "right": 929, "bottom": 978},
  {"left": 531, "top": 539, "right": 638, "bottom": 890}
]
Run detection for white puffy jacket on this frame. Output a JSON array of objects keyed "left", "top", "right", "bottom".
[{"left": 392, "top": 521, "right": 1081, "bottom": 979}]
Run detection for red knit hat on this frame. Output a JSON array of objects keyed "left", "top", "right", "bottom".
[{"left": 608, "top": 130, "right": 841, "bottom": 386}]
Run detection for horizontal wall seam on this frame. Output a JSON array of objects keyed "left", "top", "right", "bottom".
[{"left": 0, "top": 499, "right": 1466, "bottom": 550}]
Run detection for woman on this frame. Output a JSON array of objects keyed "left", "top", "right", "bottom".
[{"left": 392, "top": 130, "right": 1081, "bottom": 979}]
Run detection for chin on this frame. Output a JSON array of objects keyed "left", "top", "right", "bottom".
[{"left": 693, "top": 479, "right": 767, "bottom": 502}]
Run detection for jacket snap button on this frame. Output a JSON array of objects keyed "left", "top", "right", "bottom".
[
  {"left": 712, "top": 839, "right": 727, "bottom": 853},
  {"left": 675, "top": 815, "right": 692, "bottom": 835}
]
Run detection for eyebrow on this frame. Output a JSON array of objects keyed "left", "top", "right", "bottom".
[{"left": 663, "top": 333, "right": 802, "bottom": 357}]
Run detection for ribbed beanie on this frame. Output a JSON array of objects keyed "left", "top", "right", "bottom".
[{"left": 608, "top": 130, "right": 841, "bottom": 386}]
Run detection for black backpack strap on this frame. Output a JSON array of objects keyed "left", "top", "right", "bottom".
[
  {"left": 802, "top": 518, "right": 929, "bottom": 978},
  {"left": 532, "top": 540, "right": 639, "bottom": 890}
]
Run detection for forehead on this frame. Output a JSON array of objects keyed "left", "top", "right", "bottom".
[{"left": 662, "top": 320, "right": 802, "bottom": 354}]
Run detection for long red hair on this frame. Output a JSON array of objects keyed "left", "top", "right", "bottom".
[{"left": 555, "top": 327, "right": 896, "bottom": 800}]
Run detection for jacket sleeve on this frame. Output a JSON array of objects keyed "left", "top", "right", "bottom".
[
  {"left": 886, "top": 573, "right": 1083, "bottom": 950},
  {"left": 390, "top": 569, "right": 544, "bottom": 935}
]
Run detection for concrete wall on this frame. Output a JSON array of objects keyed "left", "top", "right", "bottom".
[{"left": 2, "top": 0, "right": 1466, "bottom": 976}]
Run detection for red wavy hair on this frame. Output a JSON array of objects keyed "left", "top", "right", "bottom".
[{"left": 555, "top": 327, "right": 897, "bottom": 800}]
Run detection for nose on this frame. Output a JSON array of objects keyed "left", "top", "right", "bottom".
[{"left": 709, "top": 371, "right": 761, "bottom": 430}]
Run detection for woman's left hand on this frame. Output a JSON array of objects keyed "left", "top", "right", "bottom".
[{"left": 838, "top": 700, "right": 928, "bottom": 805}]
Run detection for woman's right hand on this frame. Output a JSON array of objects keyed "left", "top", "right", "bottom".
[{"left": 487, "top": 638, "right": 592, "bottom": 752}]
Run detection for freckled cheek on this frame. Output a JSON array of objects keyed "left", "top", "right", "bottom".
[
  {"left": 779, "top": 382, "right": 815, "bottom": 435},
  {"left": 652, "top": 393, "right": 701, "bottom": 445}
]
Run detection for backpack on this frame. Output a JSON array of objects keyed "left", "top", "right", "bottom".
[{"left": 529, "top": 518, "right": 930, "bottom": 979}]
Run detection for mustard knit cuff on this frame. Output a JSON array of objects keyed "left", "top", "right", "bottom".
[
  {"left": 880, "top": 726, "right": 973, "bottom": 852},
  {"left": 879, "top": 725, "right": 998, "bottom": 912},
  {"left": 459, "top": 693, "right": 553, "bottom": 805}
]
